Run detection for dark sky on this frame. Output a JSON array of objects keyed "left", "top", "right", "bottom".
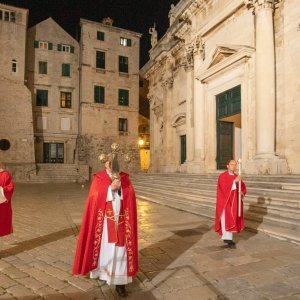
[{"left": 2, "top": 0, "right": 180, "bottom": 67}]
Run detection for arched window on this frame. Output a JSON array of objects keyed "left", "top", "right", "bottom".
[{"left": 12, "top": 59, "right": 17, "bottom": 73}]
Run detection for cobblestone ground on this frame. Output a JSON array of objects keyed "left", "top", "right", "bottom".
[{"left": 0, "top": 183, "right": 299, "bottom": 300}]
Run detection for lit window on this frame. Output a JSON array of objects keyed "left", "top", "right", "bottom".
[
  {"left": 57, "top": 44, "right": 74, "bottom": 53},
  {"left": 11, "top": 59, "right": 17, "bottom": 72},
  {"left": 39, "top": 41, "right": 48, "bottom": 50},
  {"left": 60, "top": 92, "right": 72, "bottom": 108},
  {"left": 62, "top": 45, "right": 70, "bottom": 52},
  {"left": 120, "top": 37, "right": 132, "bottom": 47}
]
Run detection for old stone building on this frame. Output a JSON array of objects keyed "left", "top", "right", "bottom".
[
  {"left": 26, "top": 18, "right": 80, "bottom": 166},
  {"left": 0, "top": 3, "right": 36, "bottom": 180},
  {"left": 141, "top": 0, "right": 300, "bottom": 175},
  {"left": 0, "top": 2, "right": 143, "bottom": 181},
  {"left": 78, "top": 18, "right": 142, "bottom": 174}
]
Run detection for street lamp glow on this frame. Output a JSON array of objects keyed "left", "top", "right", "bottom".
[{"left": 138, "top": 139, "right": 144, "bottom": 146}]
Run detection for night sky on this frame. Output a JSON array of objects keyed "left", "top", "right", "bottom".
[{"left": 2, "top": 0, "right": 180, "bottom": 67}]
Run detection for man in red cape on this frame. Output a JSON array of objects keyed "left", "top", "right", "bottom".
[
  {"left": 0, "top": 162, "right": 14, "bottom": 237},
  {"left": 215, "top": 160, "right": 246, "bottom": 248},
  {"left": 73, "top": 155, "right": 138, "bottom": 297}
]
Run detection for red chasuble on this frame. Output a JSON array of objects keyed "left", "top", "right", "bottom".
[
  {"left": 214, "top": 171, "right": 246, "bottom": 236},
  {"left": 72, "top": 170, "right": 138, "bottom": 276},
  {"left": 0, "top": 170, "right": 14, "bottom": 237}
]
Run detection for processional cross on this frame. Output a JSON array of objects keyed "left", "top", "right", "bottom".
[{"left": 98, "top": 143, "right": 131, "bottom": 182}]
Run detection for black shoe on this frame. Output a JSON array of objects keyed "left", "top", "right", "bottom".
[
  {"left": 116, "top": 285, "right": 127, "bottom": 298},
  {"left": 223, "top": 240, "right": 236, "bottom": 248}
]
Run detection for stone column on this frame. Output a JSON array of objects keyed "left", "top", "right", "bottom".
[
  {"left": 193, "top": 38, "right": 205, "bottom": 172},
  {"left": 185, "top": 45, "right": 195, "bottom": 168},
  {"left": 246, "top": 0, "right": 288, "bottom": 174},
  {"left": 162, "top": 77, "right": 176, "bottom": 172},
  {"left": 254, "top": 0, "right": 276, "bottom": 158}
]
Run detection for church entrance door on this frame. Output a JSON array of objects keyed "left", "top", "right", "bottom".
[{"left": 216, "top": 85, "right": 241, "bottom": 169}]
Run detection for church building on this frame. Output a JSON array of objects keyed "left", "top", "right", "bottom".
[{"left": 141, "top": 0, "right": 300, "bottom": 174}]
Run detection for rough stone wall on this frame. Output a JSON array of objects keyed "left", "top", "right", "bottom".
[
  {"left": 77, "top": 135, "right": 140, "bottom": 177},
  {"left": 0, "top": 4, "right": 36, "bottom": 181}
]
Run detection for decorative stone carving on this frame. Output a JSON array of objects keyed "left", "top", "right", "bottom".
[
  {"left": 193, "top": 35, "right": 205, "bottom": 60},
  {"left": 149, "top": 23, "right": 158, "bottom": 48},
  {"left": 185, "top": 45, "right": 194, "bottom": 70},
  {"left": 179, "top": 13, "right": 192, "bottom": 25},
  {"left": 245, "top": 0, "right": 279, "bottom": 13},
  {"left": 153, "top": 104, "right": 163, "bottom": 119}
]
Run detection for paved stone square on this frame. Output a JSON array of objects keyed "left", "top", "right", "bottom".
[{"left": 0, "top": 183, "right": 299, "bottom": 299}]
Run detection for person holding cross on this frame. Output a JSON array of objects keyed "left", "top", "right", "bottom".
[
  {"left": 214, "top": 159, "right": 246, "bottom": 248},
  {"left": 73, "top": 144, "right": 138, "bottom": 298}
]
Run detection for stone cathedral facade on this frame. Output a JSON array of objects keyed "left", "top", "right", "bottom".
[{"left": 141, "top": 0, "right": 300, "bottom": 175}]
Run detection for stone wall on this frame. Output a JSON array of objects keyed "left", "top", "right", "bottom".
[{"left": 77, "top": 135, "right": 140, "bottom": 177}]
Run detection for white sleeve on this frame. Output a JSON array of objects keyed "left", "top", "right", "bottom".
[
  {"left": 231, "top": 180, "right": 237, "bottom": 191},
  {"left": 106, "top": 185, "right": 114, "bottom": 202},
  {"left": 0, "top": 187, "right": 7, "bottom": 204}
]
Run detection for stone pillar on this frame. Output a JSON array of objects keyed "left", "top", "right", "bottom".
[
  {"left": 162, "top": 77, "right": 176, "bottom": 172},
  {"left": 255, "top": 1, "right": 276, "bottom": 158},
  {"left": 192, "top": 39, "right": 205, "bottom": 173},
  {"left": 246, "top": 0, "right": 288, "bottom": 174},
  {"left": 185, "top": 45, "right": 195, "bottom": 169}
]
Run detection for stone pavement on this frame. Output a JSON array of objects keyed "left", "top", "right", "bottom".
[{"left": 0, "top": 183, "right": 299, "bottom": 300}]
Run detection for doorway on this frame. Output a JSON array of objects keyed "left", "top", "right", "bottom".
[
  {"left": 43, "top": 143, "right": 64, "bottom": 163},
  {"left": 216, "top": 85, "right": 241, "bottom": 169}
]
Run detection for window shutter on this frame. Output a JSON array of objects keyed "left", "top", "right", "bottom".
[
  {"left": 127, "top": 39, "right": 132, "bottom": 47},
  {"left": 70, "top": 46, "right": 74, "bottom": 53},
  {"left": 48, "top": 43, "right": 53, "bottom": 50},
  {"left": 34, "top": 40, "right": 39, "bottom": 48},
  {"left": 57, "top": 44, "right": 62, "bottom": 51}
]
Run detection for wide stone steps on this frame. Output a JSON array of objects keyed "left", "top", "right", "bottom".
[
  {"left": 135, "top": 181, "right": 300, "bottom": 209},
  {"left": 28, "top": 164, "right": 80, "bottom": 183},
  {"left": 131, "top": 173, "right": 300, "bottom": 244}
]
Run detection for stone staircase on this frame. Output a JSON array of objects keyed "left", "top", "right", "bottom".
[
  {"left": 131, "top": 173, "right": 300, "bottom": 244},
  {"left": 28, "top": 164, "right": 80, "bottom": 183}
]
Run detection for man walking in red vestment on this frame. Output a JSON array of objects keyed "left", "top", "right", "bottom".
[
  {"left": 0, "top": 162, "right": 14, "bottom": 237},
  {"left": 73, "top": 152, "right": 138, "bottom": 298},
  {"left": 215, "top": 160, "right": 246, "bottom": 248}
]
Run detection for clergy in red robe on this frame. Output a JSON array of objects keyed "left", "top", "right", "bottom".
[
  {"left": 214, "top": 160, "right": 246, "bottom": 248},
  {"left": 73, "top": 156, "right": 138, "bottom": 297},
  {"left": 0, "top": 162, "right": 14, "bottom": 237}
]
